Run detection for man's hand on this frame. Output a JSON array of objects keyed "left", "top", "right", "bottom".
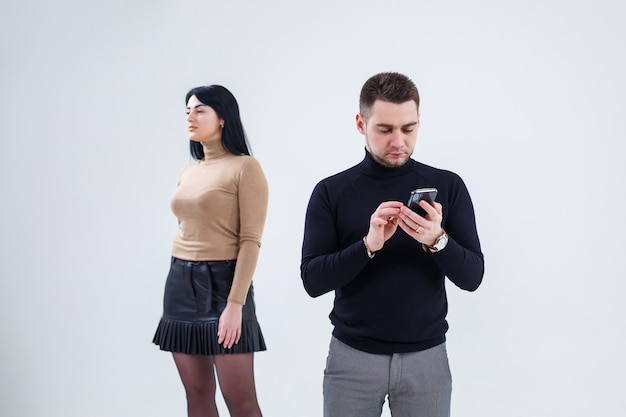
[
  {"left": 397, "top": 200, "right": 444, "bottom": 246},
  {"left": 365, "top": 201, "right": 403, "bottom": 252}
]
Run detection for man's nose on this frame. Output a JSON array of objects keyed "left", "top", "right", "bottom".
[{"left": 389, "top": 131, "right": 404, "bottom": 147}]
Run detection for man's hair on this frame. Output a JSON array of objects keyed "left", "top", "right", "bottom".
[{"left": 359, "top": 72, "right": 420, "bottom": 119}]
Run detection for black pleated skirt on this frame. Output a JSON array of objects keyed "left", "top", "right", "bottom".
[{"left": 152, "top": 257, "right": 266, "bottom": 355}]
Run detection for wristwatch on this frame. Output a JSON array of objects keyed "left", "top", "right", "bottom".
[{"left": 427, "top": 231, "right": 449, "bottom": 252}]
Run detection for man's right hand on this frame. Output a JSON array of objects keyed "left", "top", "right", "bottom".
[{"left": 365, "top": 201, "right": 404, "bottom": 252}]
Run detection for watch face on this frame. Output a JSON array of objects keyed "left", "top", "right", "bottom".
[{"left": 435, "top": 234, "right": 448, "bottom": 250}]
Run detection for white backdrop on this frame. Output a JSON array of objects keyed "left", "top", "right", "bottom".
[{"left": 1, "top": 1, "right": 625, "bottom": 416}]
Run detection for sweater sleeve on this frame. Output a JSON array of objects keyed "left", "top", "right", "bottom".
[
  {"left": 431, "top": 175, "right": 484, "bottom": 291},
  {"left": 228, "top": 157, "right": 269, "bottom": 304},
  {"left": 300, "top": 182, "right": 371, "bottom": 297}
]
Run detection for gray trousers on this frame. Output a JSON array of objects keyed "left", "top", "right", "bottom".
[{"left": 323, "top": 336, "right": 452, "bottom": 417}]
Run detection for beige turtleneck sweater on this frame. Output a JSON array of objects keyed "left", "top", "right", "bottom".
[{"left": 170, "top": 140, "right": 268, "bottom": 304}]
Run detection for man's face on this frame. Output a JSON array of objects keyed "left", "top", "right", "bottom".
[{"left": 356, "top": 100, "right": 420, "bottom": 168}]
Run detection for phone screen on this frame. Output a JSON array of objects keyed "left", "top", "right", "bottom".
[{"left": 407, "top": 187, "right": 438, "bottom": 216}]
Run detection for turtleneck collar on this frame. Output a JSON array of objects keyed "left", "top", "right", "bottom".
[
  {"left": 359, "top": 148, "right": 416, "bottom": 178},
  {"left": 200, "top": 140, "right": 229, "bottom": 163}
]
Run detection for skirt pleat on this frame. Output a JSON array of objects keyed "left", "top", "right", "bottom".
[{"left": 152, "top": 317, "right": 266, "bottom": 355}]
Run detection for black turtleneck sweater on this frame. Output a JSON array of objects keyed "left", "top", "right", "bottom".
[{"left": 301, "top": 150, "right": 484, "bottom": 354}]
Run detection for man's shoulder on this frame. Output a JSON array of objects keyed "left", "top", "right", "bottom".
[
  {"left": 310, "top": 163, "right": 362, "bottom": 199},
  {"left": 413, "top": 160, "right": 464, "bottom": 183},
  {"left": 320, "top": 163, "right": 362, "bottom": 184},
  {"left": 411, "top": 160, "right": 472, "bottom": 202}
]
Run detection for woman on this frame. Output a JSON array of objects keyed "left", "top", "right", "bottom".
[{"left": 153, "top": 85, "right": 268, "bottom": 417}]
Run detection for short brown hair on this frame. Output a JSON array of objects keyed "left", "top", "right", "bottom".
[{"left": 359, "top": 72, "right": 420, "bottom": 119}]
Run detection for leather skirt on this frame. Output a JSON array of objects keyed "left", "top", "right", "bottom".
[{"left": 152, "top": 257, "right": 266, "bottom": 355}]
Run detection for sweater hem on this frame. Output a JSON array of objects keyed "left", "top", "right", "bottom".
[{"left": 332, "top": 328, "right": 446, "bottom": 355}]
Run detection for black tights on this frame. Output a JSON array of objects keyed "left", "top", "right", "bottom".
[{"left": 173, "top": 352, "right": 262, "bottom": 417}]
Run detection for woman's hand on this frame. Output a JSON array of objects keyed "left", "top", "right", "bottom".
[{"left": 217, "top": 301, "right": 243, "bottom": 349}]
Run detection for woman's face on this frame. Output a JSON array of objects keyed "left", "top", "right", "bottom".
[{"left": 186, "top": 95, "right": 224, "bottom": 144}]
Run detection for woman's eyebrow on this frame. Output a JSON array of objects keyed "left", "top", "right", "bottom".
[{"left": 186, "top": 104, "right": 208, "bottom": 110}]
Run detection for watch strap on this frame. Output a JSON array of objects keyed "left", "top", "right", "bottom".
[{"left": 362, "top": 236, "right": 375, "bottom": 259}]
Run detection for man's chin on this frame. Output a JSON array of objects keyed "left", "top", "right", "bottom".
[{"left": 379, "top": 155, "right": 409, "bottom": 168}]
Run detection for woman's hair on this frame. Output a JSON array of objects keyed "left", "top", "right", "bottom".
[{"left": 185, "top": 85, "right": 251, "bottom": 160}]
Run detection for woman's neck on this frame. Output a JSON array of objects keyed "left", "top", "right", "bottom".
[{"left": 201, "top": 140, "right": 228, "bottom": 161}]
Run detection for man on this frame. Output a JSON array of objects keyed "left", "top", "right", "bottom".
[{"left": 300, "top": 72, "right": 484, "bottom": 417}]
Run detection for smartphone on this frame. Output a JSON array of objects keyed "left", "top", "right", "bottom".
[{"left": 407, "top": 187, "right": 438, "bottom": 217}]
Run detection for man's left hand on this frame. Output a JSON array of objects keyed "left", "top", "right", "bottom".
[{"left": 397, "top": 200, "right": 443, "bottom": 246}]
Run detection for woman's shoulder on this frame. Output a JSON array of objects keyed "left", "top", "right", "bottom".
[
  {"left": 228, "top": 154, "right": 265, "bottom": 172},
  {"left": 178, "top": 162, "right": 198, "bottom": 176}
]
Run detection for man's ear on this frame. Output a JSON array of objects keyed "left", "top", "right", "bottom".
[{"left": 356, "top": 113, "right": 366, "bottom": 134}]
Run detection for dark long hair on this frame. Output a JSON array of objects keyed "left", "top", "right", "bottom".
[{"left": 185, "top": 85, "right": 251, "bottom": 160}]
